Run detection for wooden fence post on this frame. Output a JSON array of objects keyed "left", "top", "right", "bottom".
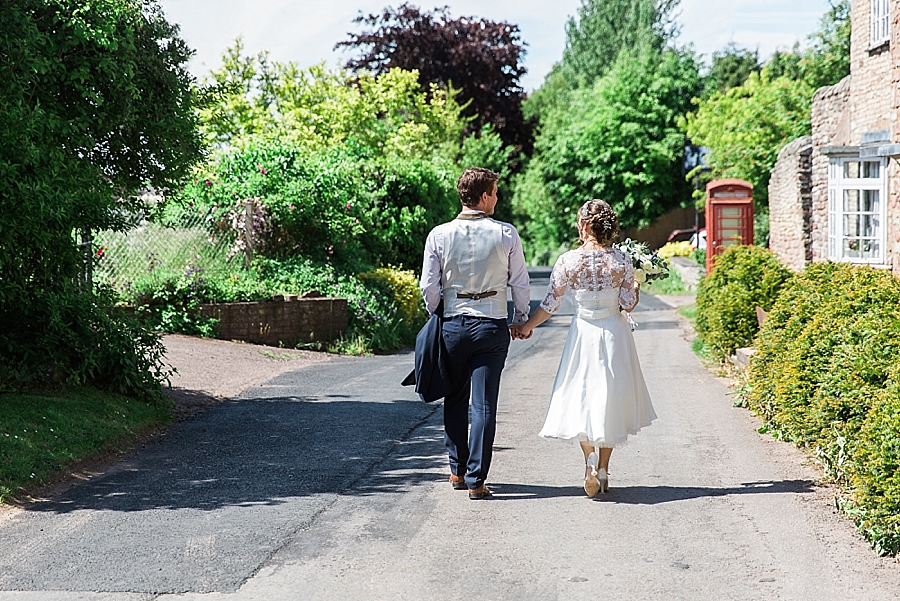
[{"left": 244, "top": 200, "right": 253, "bottom": 269}]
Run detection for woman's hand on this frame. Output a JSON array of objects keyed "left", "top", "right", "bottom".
[{"left": 510, "top": 324, "right": 533, "bottom": 340}]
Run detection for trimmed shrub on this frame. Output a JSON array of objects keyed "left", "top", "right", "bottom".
[
  {"left": 695, "top": 245, "right": 793, "bottom": 360},
  {"left": 744, "top": 263, "right": 900, "bottom": 555},
  {"left": 0, "top": 291, "right": 171, "bottom": 402},
  {"left": 849, "top": 365, "right": 900, "bottom": 556}
]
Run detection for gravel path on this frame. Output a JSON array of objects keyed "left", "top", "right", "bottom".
[{"left": 161, "top": 334, "right": 333, "bottom": 419}]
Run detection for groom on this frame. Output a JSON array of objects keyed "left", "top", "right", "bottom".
[{"left": 420, "top": 167, "right": 531, "bottom": 499}]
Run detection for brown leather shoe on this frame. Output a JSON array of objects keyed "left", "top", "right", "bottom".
[
  {"left": 468, "top": 485, "right": 492, "bottom": 500},
  {"left": 449, "top": 473, "right": 467, "bottom": 490}
]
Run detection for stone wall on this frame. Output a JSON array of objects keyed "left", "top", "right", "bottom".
[
  {"left": 768, "top": 136, "right": 813, "bottom": 271},
  {"left": 850, "top": 0, "right": 895, "bottom": 139},
  {"left": 810, "top": 76, "right": 852, "bottom": 262},
  {"left": 892, "top": 2, "right": 900, "bottom": 272},
  {"left": 199, "top": 297, "right": 348, "bottom": 347}
]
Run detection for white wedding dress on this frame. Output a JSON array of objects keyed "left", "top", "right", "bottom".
[{"left": 538, "top": 247, "right": 656, "bottom": 447}]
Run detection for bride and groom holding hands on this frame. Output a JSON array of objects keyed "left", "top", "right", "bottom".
[{"left": 418, "top": 167, "right": 656, "bottom": 499}]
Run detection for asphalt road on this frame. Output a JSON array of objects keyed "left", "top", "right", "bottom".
[{"left": 1, "top": 280, "right": 899, "bottom": 600}]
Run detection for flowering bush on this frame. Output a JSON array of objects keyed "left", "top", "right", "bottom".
[
  {"left": 656, "top": 240, "right": 693, "bottom": 259},
  {"left": 177, "top": 142, "right": 457, "bottom": 271},
  {"left": 615, "top": 239, "right": 670, "bottom": 284}
]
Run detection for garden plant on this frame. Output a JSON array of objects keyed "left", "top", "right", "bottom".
[{"left": 744, "top": 263, "right": 900, "bottom": 555}]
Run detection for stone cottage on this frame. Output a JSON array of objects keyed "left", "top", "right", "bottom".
[{"left": 769, "top": 0, "right": 900, "bottom": 274}]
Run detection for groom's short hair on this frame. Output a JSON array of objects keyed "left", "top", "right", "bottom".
[{"left": 457, "top": 168, "right": 500, "bottom": 207}]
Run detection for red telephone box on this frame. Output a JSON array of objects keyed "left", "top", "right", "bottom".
[{"left": 705, "top": 179, "right": 754, "bottom": 275}]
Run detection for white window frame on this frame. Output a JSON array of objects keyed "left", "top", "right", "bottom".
[
  {"left": 871, "top": 0, "right": 891, "bottom": 48},
  {"left": 828, "top": 157, "right": 888, "bottom": 265}
]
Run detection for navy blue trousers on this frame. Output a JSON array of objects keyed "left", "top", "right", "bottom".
[{"left": 441, "top": 315, "right": 510, "bottom": 490}]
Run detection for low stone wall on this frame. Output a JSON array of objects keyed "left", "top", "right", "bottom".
[
  {"left": 199, "top": 297, "right": 348, "bottom": 347},
  {"left": 668, "top": 256, "right": 704, "bottom": 289}
]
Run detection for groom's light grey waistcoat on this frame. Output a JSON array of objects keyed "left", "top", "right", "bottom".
[{"left": 441, "top": 217, "right": 508, "bottom": 319}]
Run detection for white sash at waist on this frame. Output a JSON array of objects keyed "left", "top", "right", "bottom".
[{"left": 577, "top": 307, "right": 617, "bottom": 320}]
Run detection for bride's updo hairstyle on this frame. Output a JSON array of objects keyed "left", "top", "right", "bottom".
[{"left": 579, "top": 199, "right": 619, "bottom": 246}]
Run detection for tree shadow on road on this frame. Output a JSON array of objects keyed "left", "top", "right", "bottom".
[
  {"left": 25, "top": 394, "right": 442, "bottom": 514},
  {"left": 486, "top": 479, "right": 816, "bottom": 503}
]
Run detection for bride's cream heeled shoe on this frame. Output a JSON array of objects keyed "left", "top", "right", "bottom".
[
  {"left": 584, "top": 452, "right": 601, "bottom": 497},
  {"left": 597, "top": 467, "right": 609, "bottom": 493}
]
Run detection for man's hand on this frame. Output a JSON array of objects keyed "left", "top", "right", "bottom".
[{"left": 510, "top": 324, "right": 533, "bottom": 340}]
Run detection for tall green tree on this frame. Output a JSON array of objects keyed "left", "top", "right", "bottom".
[
  {"left": 705, "top": 43, "right": 760, "bottom": 97},
  {"left": 683, "top": 0, "right": 849, "bottom": 212},
  {"left": 562, "top": 0, "right": 680, "bottom": 86},
  {"left": 800, "top": 0, "right": 850, "bottom": 90},
  {"left": 526, "top": 0, "right": 681, "bottom": 121},
  {"left": 0, "top": 0, "right": 202, "bottom": 395},
  {"left": 516, "top": 45, "right": 702, "bottom": 262},
  {"left": 683, "top": 69, "right": 814, "bottom": 208}
]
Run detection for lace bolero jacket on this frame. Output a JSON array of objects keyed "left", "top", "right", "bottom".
[{"left": 539, "top": 248, "right": 639, "bottom": 314}]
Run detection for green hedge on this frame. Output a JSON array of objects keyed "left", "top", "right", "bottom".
[
  {"left": 125, "top": 259, "right": 426, "bottom": 354},
  {"left": 744, "top": 263, "right": 900, "bottom": 555},
  {"left": 695, "top": 245, "right": 793, "bottom": 360}
]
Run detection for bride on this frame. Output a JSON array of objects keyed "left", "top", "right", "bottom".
[{"left": 515, "top": 199, "right": 656, "bottom": 497}]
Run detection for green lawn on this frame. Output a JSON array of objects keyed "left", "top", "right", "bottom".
[
  {"left": 0, "top": 388, "right": 171, "bottom": 504},
  {"left": 642, "top": 267, "right": 694, "bottom": 296}
]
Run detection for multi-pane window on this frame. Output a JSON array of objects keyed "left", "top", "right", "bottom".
[
  {"left": 871, "top": 0, "right": 891, "bottom": 47},
  {"left": 828, "top": 158, "right": 887, "bottom": 263}
]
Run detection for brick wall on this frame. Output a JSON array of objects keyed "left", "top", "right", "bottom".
[
  {"left": 768, "top": 136, "right": 813, "bottom": 271},
  {"left": 850, "top": 0, "right": 895, "bottom": 138},
  {"left": 855, "top": 0, "right": 900, "bottom": 273},
  {"left": 199, "top": 297, "right": 348, "bottom": 347}
]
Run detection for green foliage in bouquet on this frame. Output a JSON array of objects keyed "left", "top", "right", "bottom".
[
  {"left": 694, "top": 245, "right": 792, "bottom": 361},
  {"left": 615, "top": 239, "right": 670, "bottom": 284}
]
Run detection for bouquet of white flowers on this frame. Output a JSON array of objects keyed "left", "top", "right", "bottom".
[{"left": 615, "top": 238, "right": 670, "bottom": 284}]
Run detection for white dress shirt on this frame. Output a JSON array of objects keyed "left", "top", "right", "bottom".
[{"left": 420, "top": 210, "right": 531, "bottom": 325}]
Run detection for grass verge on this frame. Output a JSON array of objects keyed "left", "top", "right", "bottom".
[
  {"left": 0, "top": 387, "right": 171, "bottom": 504},
  {"left": 642, "top": 268, "right": 693, "bottom": 296}
]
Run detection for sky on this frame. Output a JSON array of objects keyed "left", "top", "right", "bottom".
[{"left": 157, "top": 0, "right": 833, "bottom": 92}]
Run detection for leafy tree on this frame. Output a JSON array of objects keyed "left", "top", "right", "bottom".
[
  {"left": 800, "top": 0, "right": 850, "bottom": 90},
  {"left": 179, "top": 143, "right": 457, "bottom": 271},
  {"left": 200, "top": 40, "right": 465, "bottom": 161},
  {"left": 683, "top": 69, "right": 814, "bottom": 209},
  {"left": 336, "top": 3, "right": 531, "bottom": 155},
  {"left": 765, "top": 48, "right": 803, "bottom": 82},
  {"left": 562, "top": 0, "right": 681, "bottom": 86},
  {"left": 0, "top": 0, "right": 201, "bottom": 395},
  {"left": 683, "top": 1, "right": 848, "bottom": 212},
  {"left": 516, "top": 45, "right": 702, "bottom": 262},
  {"left": 190, "top": 44, "right": 470, "bottom": 271},
  {"left": 705, "top": 43, "right": 760, "bottom": 97},
  {"left": 526, "top": 0, "right": 681, "bottom": 122}
]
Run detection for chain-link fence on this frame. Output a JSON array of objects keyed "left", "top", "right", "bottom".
[{"left": 91, "top": 200, "right": 253, "bottom": 296}]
